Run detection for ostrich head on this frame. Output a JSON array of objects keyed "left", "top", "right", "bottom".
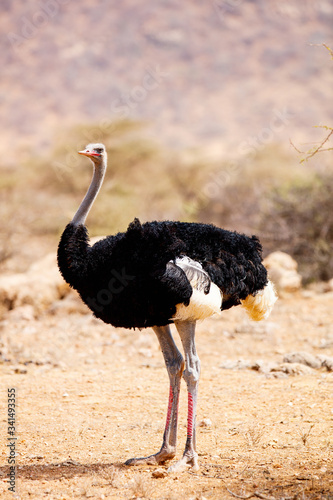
[{"left": 78, "top": 143, "right": 107, "bottom": 165}]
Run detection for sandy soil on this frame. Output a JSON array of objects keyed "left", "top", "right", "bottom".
[{"left": 0, "top": 290, "right": 333, "bottom": 499}]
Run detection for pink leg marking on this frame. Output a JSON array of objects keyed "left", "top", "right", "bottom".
[
  {"left": 187, "top": 392, "right": 194, "bottom": 438},
  {"left": 165, "top": 386, "right": 174, "bottom": 429}
]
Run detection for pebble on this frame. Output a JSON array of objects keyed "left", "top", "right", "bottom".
[
  {"left": 317, "top": 354, "right": 333, "bottom": 371},
  {"left": 272, "top": 362, "right": 314, "bottom": 376},
  {"left": 283, "top": 351, "right": 321, "bottom": 369},
  {"left": 198, "top": 418, "right": 212, "bottom": 428},
  {"left": 152, "top": 468, "right": 167, "bottom": 478}
]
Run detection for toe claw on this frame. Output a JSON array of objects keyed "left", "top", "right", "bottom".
[
  {"left": 166, "top": 453, "right": 199, "bottom": 473},
  {"left": 124, "top": 458, "right": 136, "bottom": 466},
  {"left": 125, "top": 448, "right": 175, "bottom": 467}
]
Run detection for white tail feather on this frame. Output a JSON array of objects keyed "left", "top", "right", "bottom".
[{"left": 240, "top": 279, "right": 277, "bottom": 321}]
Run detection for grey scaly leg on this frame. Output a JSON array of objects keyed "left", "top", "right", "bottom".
[
  {"left": 125, "top": 324, "right": 184, "bottom": 466},
  {"left": 168, "top": 320, "right": 200, "bottom": 472}
]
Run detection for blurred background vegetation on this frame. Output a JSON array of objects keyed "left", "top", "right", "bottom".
[
  {"left": 2, "top": 3, "right": 332, "bottom": 284},
  {"left": 0, "top": 119, "right": 332, "bottom": 283}
]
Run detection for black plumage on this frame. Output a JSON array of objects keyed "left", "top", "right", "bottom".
[{"left": 57, "top": 218, "right": 268, "bottom": 328}]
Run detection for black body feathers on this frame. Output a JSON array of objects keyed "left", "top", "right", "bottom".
[{"left": 57, "top": 219, "right": 267, "bottom": 328}]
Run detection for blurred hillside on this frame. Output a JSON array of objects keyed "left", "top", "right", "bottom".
[
  {"left": 0, "top": 1, "right": 332, "bottom": 282},
  {"left": 1, "top": 0, "right": 333, "bottom": 161}
]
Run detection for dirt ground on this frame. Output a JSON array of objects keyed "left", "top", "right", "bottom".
[{"left": 0, "top": 289, "right": 333, "bottom": 499}]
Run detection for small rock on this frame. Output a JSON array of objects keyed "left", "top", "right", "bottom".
[
  {"left": 270, "top": 371, "right": 288, "bottom": 379},
  {"left": 152, "top": 468, "right": 167, "bottom": 478},
  {"left": 272, "top": 362, "right": 314, "bottom": 376},
  {"left": 198, "top": 418, "right": 212, "bottom": 428},
  {"left": 220, "top": 359, "right": 252, "bottom": 370},
  {"left": 13, "top": 366, "right": 28, "bottom": 374},
  {"left": 263, "top": 251, "right": 302, "bottom": 294},
  {"left": 283, "top": 351, "right": 321, "bottom": 369},
  {"left": 317, "top": 355, "right": 333, "bottom": 372}
]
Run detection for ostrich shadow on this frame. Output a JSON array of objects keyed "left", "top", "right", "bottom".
[{"left": 0, "top": 461, "right": 126, "bottom": 482}]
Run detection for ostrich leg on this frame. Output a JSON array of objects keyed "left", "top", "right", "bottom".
[
  {"left": 125, "top": 325, "right": 184, "bottom": 466},
  {"left": 168, "top": 320, "right": 200, "bottom": 472}
]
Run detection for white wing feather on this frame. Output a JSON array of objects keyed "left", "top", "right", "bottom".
[{"left": 171, "top": 256, "right": 222, "bottom": 321}]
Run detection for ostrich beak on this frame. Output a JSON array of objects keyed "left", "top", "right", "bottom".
[
  {"left": 78, "top": 149, "right": 101, "bottom": 158},
  {"left": 78, "top": 149, "right": 92, "bottom": 157}
]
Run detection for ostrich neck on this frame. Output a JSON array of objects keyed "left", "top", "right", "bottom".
[{"left": 71, "top": 160, "right": 106, "bottom": 226}]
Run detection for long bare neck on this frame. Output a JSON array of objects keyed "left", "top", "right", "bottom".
[{"left": 72, "top": 158, "right": 106, "bottom": 226}]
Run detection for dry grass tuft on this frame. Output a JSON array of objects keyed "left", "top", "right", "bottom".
[
  {"left": 128, "top": 473, "right": 155, "bottom": 499},
  {"left": 99, "top": 465, "right": 121, "bottom": 488},
  {"left": 241, "top": 423, "right": 266, "bottom": 448},
  {"left": 298, "top": 424, "right": 315, "bottom": 446}
]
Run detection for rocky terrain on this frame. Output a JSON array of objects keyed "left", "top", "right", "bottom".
[{"left": 0, "top": 250, "right": 332, "bottom": 499}]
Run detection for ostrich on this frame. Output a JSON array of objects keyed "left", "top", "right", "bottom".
[{"left": 57, "top": 143, "right": 277, "bottom": 472}]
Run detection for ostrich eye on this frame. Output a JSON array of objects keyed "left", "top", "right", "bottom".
[{"left": 95, "top": 148, "right": 103, "bottom": 154}]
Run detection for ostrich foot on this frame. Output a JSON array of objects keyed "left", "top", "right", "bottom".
[
  {"left": 167, "top": 452, "right": 199, "bottom": 473},
  {"left": 125, "top": 447, "right": 176, "bottom": 466}
]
